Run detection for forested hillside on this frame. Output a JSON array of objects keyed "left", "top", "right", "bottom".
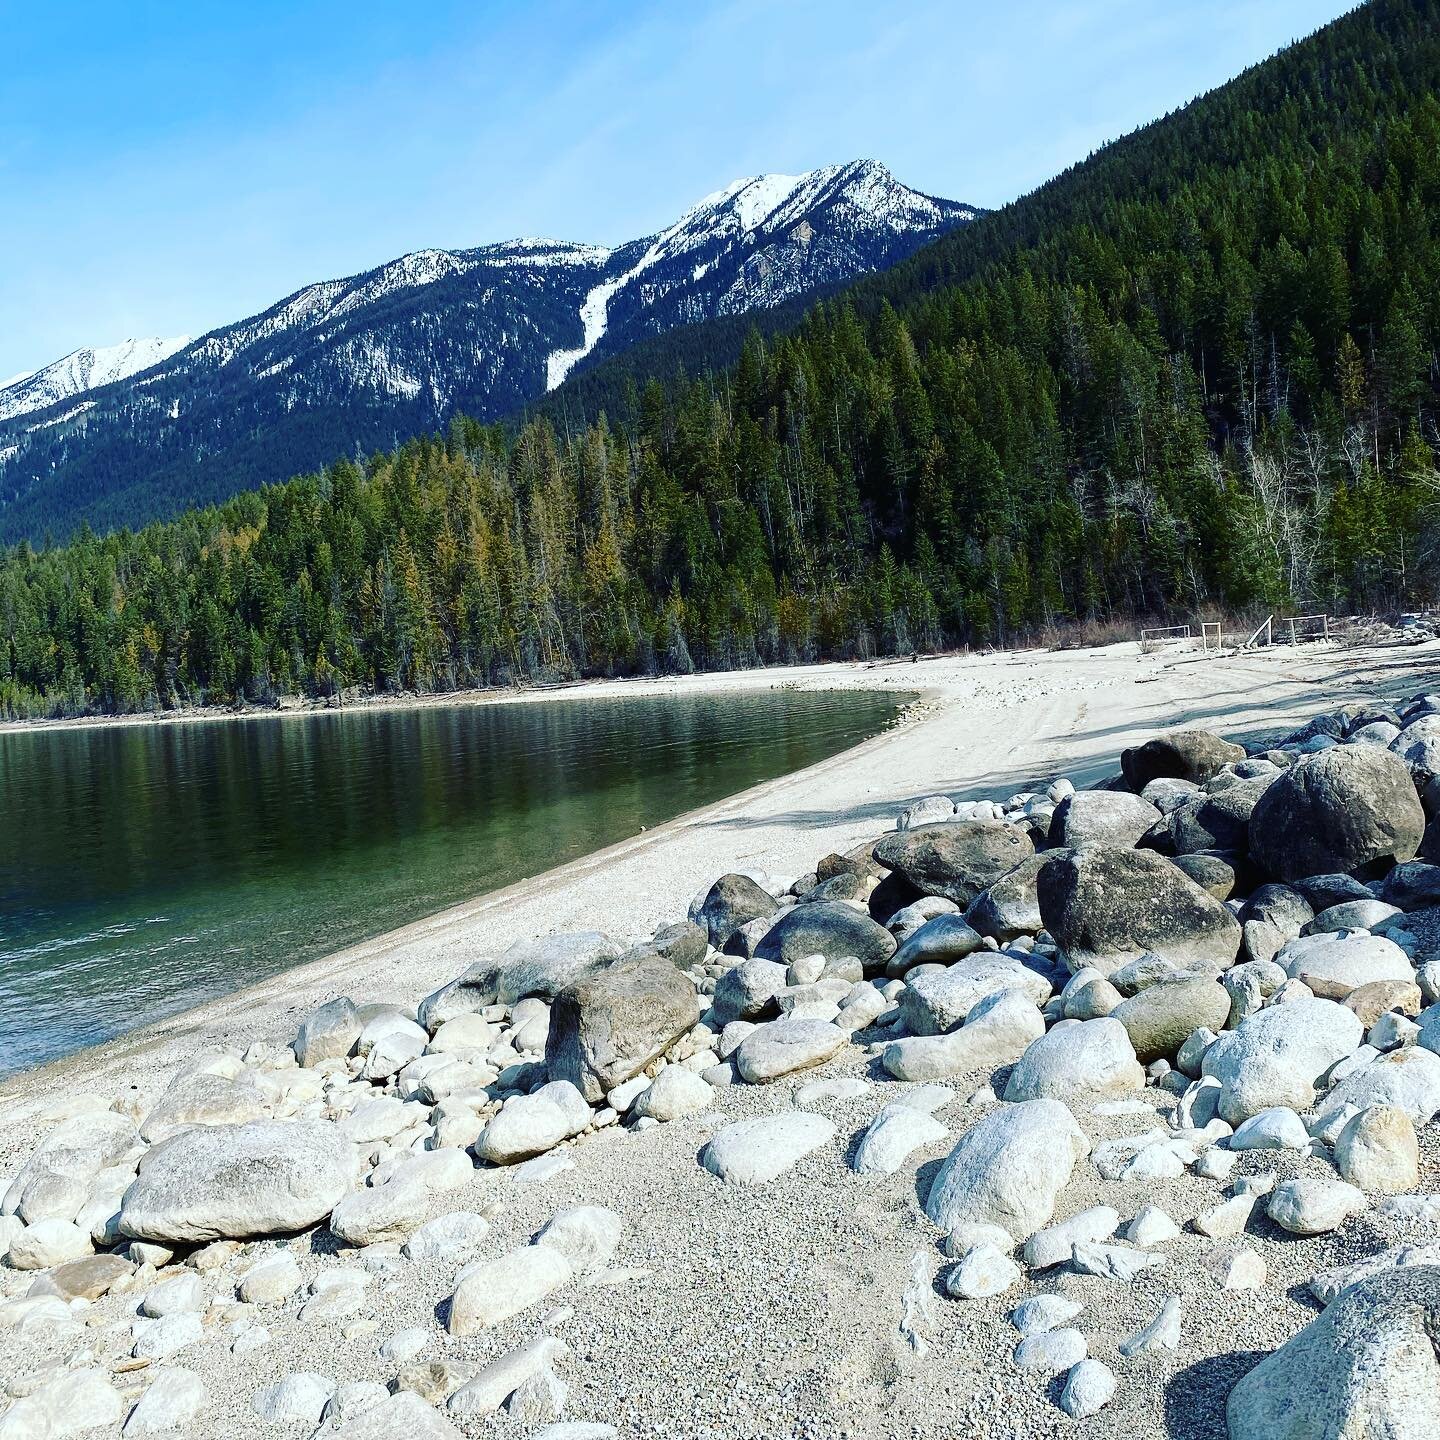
[{"left": 5, "top": 0, "right": 1440, "bottom": 718}]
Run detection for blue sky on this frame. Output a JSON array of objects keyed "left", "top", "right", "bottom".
[{"left": 1, "top": 0, "right": 1356, "bottom": 380}]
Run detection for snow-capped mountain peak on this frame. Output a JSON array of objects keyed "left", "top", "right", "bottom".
[
  {"left": 542, "top": 160, "right": 976, "bottom": 389},
  {"left": 0, "top": 160, "right": 980, "bottom": 541},
  {"left": 0, "top": 336, "right": 191, "bottom": 427}
]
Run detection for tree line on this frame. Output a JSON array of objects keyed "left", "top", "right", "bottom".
[{"left": 4, "top": 0, "right": 1440, "bottom": 718}]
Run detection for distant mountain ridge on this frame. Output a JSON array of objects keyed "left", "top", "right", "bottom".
[
  {"left": 0, "top": 160, "right": 978, "bottom": 541},
  {"left": 0, "top": 336, "right": 190, "bottom": 427}
]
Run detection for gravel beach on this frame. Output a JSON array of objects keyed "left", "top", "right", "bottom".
[{"left": 3, "top": 634, "right": 1439, "bottom": 1440}]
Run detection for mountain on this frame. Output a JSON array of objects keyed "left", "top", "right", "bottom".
[
  {"left": 7, "top": 0, "right": 1428, "bottom": 722},
  {"left": 0, "top": 336, "right": 190, "bottom": 426},
  {"left": 0, "top": 161, "right": 977, "bottom": 542}
]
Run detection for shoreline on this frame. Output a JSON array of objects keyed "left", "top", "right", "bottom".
[
  {"left": 0, "top": 654, "right": 937, "bottom": 737},
  {"left": 0, "top": 669, "right": 936, "bottom": 1105},
  {"left": 6, "top": 637, "right": 1439, "bottom": 1128}
]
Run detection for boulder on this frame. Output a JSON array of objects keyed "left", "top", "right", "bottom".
[
  {"left": 1276, "top": 932, "right": 1413, "bottom": 999},
  {"left": 1002, "top": 1019, "right": 1145, "bottom": 1105},
  {"left": 534, "top": 1205, "right": 625, "bottom": 1276},
  {"left": 1324, "top": 1047, "right": 1440, "bottom": 1126},
  {"left": 924, "top": 1098, "right": 1090, "bottom": 1240},
  {"left": 754, "top": 902, "right": 896, "bottom": 975},
  {"left": 631, "top": 1067, "right": 713, "bottom": 1122},
  {"left": 122, "top": 1367, "right": 205, "bottom": 1436},
  {"left": 1381, "top": 861, "right": 1440, "bottom": 911},
  {"left": 1249, "top": 747, "right": 1424, "bottom": 881},
  {"left": 733, "top": 1018, "right": 848, "bottom": 1083},
  {"left": 474, "top": 1087, "right": 586, "bottom": 1166},
  {"left": 1112, "top": 975, "right": 1232, "bottom": 1063},
  {"left": 1166, "top": 780, "right": 1274, "bottom": 856},
  {"left": 882, "top": 989, "right": 1044, "bottom": 1081},
  {"left": 1048, "top": 792, "right": 1161, "bottom": 849},
  {"left": 696, "top": 874, "right": 778, "bottom": 949},
  {"left": 419, "top": 932, "right": 622, "bottom": 1028},
  {"left": 294, "top": 998, "right": 362, "bottom": 1066},
  {"left": 1226, "top": 1267, "right": 1440, "bottom": 1438},
  {"left": 888, "top": 914, "right": 985, "bottom": 973},
  {"left": 1121, "top": 730, "right": 1246, "bottom": 790},
  {"left": 1267, "top": 1178, "right": 1367, "bottom": 1236},
  {"left": 1038, "top": 847, "right": 1240, "bottom": 976},
  {"left": 118, "top": 1121, "right": 356, "bottom": 1244},
  {"left": 965, "top": 855, "right": 1047, "bottom": 941},
  {"left": 899, "top": 955, "right": 1051, "bottom": 1035},
  {"left": 710, "top": 958, "right": 789, "bottom": 1025},
  {"left": 872, "top": 821, "right": 1034, "bottom": 907},
  {"left": 700, "top": 1112, "right": 836, "bottom": 1185},
  {"left": 1201, "top": 998, "right": 1364, "bottom": 1124},
  {"left": 139, "top": 1072, "right": 266, "bottom": 1144},
  {"left": 852, "top": 1104, "right": 950, "bottom": 1176},
  {"left": 648, "top": 920, "right": 709, "bottom": 970},
  {"left": 898, "top": 795, "right": 957, "bottom": 829},
  {"left": 544, "top": 951, "right": 699, "bottom": 1103},
  {"left": 1172, "top": 852, "right": 1240, "bottom": 900},
  {"left": 448, "top": 1246, "right": 572, "bottom": 1334},
  {"left": 1334, "top": 1106, "right": 1420, "bottom": 1194},
  {"left": 1060, "top": 1359, "right": 1117, "bottom": 1419}
]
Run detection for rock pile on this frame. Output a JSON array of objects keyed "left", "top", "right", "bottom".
[{"left": 6, "top": 699, "right": 1440, "bottom": 1436}]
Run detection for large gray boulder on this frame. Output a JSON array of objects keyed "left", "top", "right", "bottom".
[
  {"left": 696, "top": 874, "right": 778, "bottom": 950},
  {"left": 544, "top": 952, "right": 699, "bottom": 1103},
  {"left": 1226, "top": 1266, "right": 1440, "bottom": 1439},
  {"left": 1165, "top": 780, "right": 1275, "bottom": 856},
  {"left": 1038, "top": 847, "right": 1241, "bottom": 976},
  {"left": 889, "top": 914, "right": 985, "bottom": 973},
  {"left": 1276, "top": 932, "right": 1413, "bottom": 999},
  {"left": 1111, "top": 974, "right": 1232, "bottom": 1063},
  {"left": 965, "top": 855, "right": 1046, "bottom": 941},
  {"left": 648, "top": 920, "right": 709, "bottom": 970},
  {"left": 1002, "top": 1018, "right": 1145, "bottom": 1105},
  {"left": 294, "top": 998, "right": 362, "bottom": 1066},
  {"left": 1202, "top": 998, "right": 1364, "bottom": 1124},
  {"left": 1381, "top": 861, "right": 1440, "bottom": 911},
  {"left": 924, "top": 1098, "right": 1090, "bottom": 1240},
  {"left": 872, "top": 821, "right": 1034, "bottom": 906},
  {"left": 710, "top": 958, "right": 789, "bottom": 1025},
  {"left": 139, "top": 1072, "right": 266, "bottom": 1145},
  {"left": 420, "top": 932, "right": 622, "bottom": 1028},
  {"left": 1249, "top": 747, "right": 1424, "bottom": 881},
  {"left": 733, "top": 1018, "right": 848, "bottom": 1083},
  {"left": 4, "top": 1112, "right": 141, "bottom": 1218},
  {"left": 1121, "top": 730, "right": 1247, "bottom": 790},
  {"left": 1049, "top": 792, "right": 1161, "bottom": 849},
  {"left": 1391, "top": 715, "right": 1440, "bottom": 776},
  {"left": 899, "top": 955, "right": 1052, "bottom": 1035},
  {"left": 118, "top": 1121, "right": 356, "bottom": 1244},
  {"left": 754, "top": 902, "right": 896, "bottom": 976},
  {"left": 882, "top": 988, "right": 1045, "bottom": 1081},
  {"left": 1323, "top": 1047, "right": 1440, "bottom": 1127}
]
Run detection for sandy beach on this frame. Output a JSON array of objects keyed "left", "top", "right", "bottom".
[
  {"left": 6, "top": 632, "right": 1440, "bottom": 1440},
  {"left": 5, "top": 635, "right": 1435, "bottom": 1135}
]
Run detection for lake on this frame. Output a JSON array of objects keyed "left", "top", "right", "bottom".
[{"left": 0, "top": 688, "right": 904, "bottom": 1077}]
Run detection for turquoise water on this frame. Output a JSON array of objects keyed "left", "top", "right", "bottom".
[{"left": 0, "top": 689, "right": 903, "bottom": 1076}]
